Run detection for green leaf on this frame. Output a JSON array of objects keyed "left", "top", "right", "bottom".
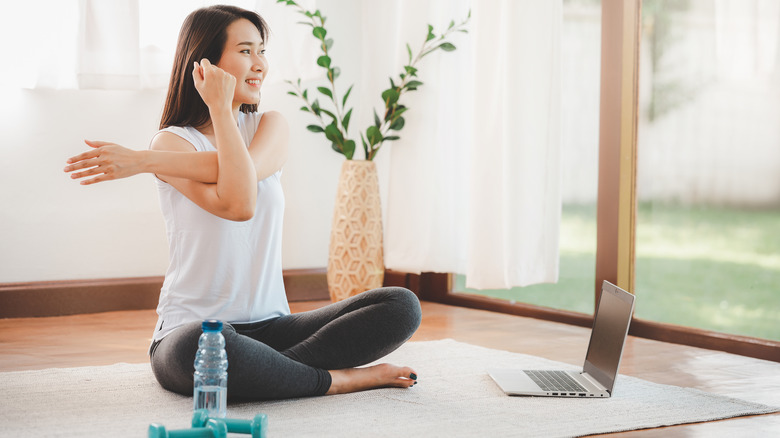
[
  {"left": 331, "top": 142, "right": 343, "bottom": 155},
  {"left": 360, "top": 134, "right": 369, "bottom": 158},
  {"left": 426, "top": 24, "right": 435, "bottom": 41},
  {"left": 296, "top": 21, "right": 314, "bottom": 27},
  {"left": 342, "top": 108, "right": 353, "bottom": 132},
  {"left": 373, "top": 109, "right": 381, "bottom": 127},
  {"left": 382, "top": 88, "right": 400, "bottom": 106},
  {"left": 307, "top": 124, "right": 325, "bottom": 133},
  {"left": 317, "top": 55, "right": 331, "bottom": 68},
  {"left": 302, "top": 89, "right": 308, "bottom": 100},
  {"left": 448, "top": 20, "right": 455, "bottom": 29},
  {"left": 312, "top": 26, "right": 327, "bottom": 39},
  {"left": 324, "top": 38, "right": 334, "bottom": 51},
  {"left": 384, "top": 135, "right": 400, "bottom": 141},
  {"left": 343, "top": 140, "right": 356, "bottom": 160},
  {"left": 405, "top": 80, "right": 423, "bottom": 91},
  {"left": 342, "top": 84, "right": 353, "bottom": 107},
  {"left": 404, "top": 65, "right": 418, "bottom": 77},
  {"left": 317, "top": 86, "right": 333, "bottom": 98},
  {"left": 407, "top": 43, "right": 413, "bottom": 62},
  {"left": 389, "top": 117, "right": 405, "bottom": 131},
  {"left": 366, "top": 125, "right": 382, "bottom": 145},
  {"left": 325, "top": 122, "right": 344, "bottom": 144},
  {"left": 320, "top": 108, "right": 337, "bottom": 121},
  {"left": 287, "top": 91, "right": 298, "bottom": 97},
  {"left": 439, "top": 42, "right": 456, "bottom": 52},
  {"left": 300, "top": 106, "right": 310, "bottom": 113},
  {"left": 331, "top": 67, "right": 341, "bottom": 80},
  {"left": 392, "top": 106, "right": 409, "bottom": 119}
]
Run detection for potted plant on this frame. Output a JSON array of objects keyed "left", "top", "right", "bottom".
[{"left": 277, "top": 0, "right": 469, "bottom": 301}]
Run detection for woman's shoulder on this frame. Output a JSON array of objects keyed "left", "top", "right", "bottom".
[
  {"left": 241, "top": 110, "right": 287, "bottom": 128},
  {"left": 150, "top": 127, "right": 199, "bottom": 152}
]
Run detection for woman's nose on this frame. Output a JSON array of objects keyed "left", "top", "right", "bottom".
[{"left": 253, "top": 56, "right": 266, "bottom": 72}]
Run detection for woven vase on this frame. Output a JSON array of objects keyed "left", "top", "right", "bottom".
[{"left": 327, "top": 160, "right": 385, "bottom": 302}]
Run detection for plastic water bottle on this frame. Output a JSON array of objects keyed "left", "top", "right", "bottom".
[{"left": 193, "top": 320, "right": 228, "bottom": 418}]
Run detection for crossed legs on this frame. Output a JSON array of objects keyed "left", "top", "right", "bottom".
[{"left": 150, "top": 287, "right": 421, "bottom": 400}]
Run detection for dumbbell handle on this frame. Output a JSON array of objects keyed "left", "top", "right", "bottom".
[
  {"left": 149, "top": 418, "right": 227, "bottom": 438},
  {"left": 167, "top": 430, "right": 214, "bottom": 438},
  {"left": 192, "top": 410, "right": 267, "bottom": 438}
]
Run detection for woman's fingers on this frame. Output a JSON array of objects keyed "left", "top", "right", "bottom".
[
  {"left": 84, "top": 139, "right": 113, "bottom": 148},
  {"left": 65, "top": 140, "right": 141, "bottom": 184},
  {"left": 64, "top": 157, "right": 98, "bottom": 172},
  {"left": 192, "top": 58, "right": 235, "bottom": 110},
  {"left": 69, "top": 165, "right": 104, "bottom": 180},
  {"left": 78, "top": 173, "right": 112, "bottom": 186},
  {"left": 66, "top": 149, "right": 99, "bottom": 165}
]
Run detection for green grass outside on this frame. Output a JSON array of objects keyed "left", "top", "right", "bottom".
[{"left": 456, "top": 203, "right": 780, "bottom": 341}]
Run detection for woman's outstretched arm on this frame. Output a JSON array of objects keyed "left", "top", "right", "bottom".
[
  {"left": 64, "top": 113, "right": 287, "bottom": 186},
  {"left": 65, "top": 140, "right": 219, "bottom": 184}
]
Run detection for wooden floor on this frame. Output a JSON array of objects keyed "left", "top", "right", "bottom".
[{"left": 1, "top": 300, "right": 778, "bottom": 436}]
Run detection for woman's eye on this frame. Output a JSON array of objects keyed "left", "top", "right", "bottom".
[{"left": 241, "top": 49, "right": 251, "bottom": 54}]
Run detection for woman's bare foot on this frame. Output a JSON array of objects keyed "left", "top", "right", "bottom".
[{"left": 326, "top": 363, "right": 418, "bottom": 395}]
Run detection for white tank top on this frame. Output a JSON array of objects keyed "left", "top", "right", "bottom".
[{"left": 152, "top": 111, "right": 290, "bottom": 342}]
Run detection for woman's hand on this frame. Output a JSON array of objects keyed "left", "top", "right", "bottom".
[
  {"left": 64, "top": 140, "right": 146, "bottom": 185},
  {"left": 192, "top": 58, "right": 235, "bottom": 113}
]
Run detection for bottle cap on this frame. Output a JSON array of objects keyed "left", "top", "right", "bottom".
[{"left": 202, "top": 319, "right": 223, "bottom": 332}]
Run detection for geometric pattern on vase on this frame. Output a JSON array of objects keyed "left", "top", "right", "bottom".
[{"left": 327, "top": 160, "right": 385, "bottom": 302}]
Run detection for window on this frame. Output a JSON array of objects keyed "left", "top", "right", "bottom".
[{"left": 635, "top": 0, "right": 780, "bottom": 341}]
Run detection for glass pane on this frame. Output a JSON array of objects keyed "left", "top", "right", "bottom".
[
  {"left": 455, "top": 0, "right": 602, "bottom": 315},
  {"left": 636, "top": 0, "right": 780, "bottom": 341}
]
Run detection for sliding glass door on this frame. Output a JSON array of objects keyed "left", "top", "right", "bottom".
[{"left": 635, "top": 0, "right": 780, "bottom": 341}]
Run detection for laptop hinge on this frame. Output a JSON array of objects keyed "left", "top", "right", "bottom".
[{"left": 580, "top": 372, "right": 608, "bottom": 392}]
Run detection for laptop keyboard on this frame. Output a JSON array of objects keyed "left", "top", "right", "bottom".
[{"left": 524, "top": 370, "right": 587, "bottom": 393}]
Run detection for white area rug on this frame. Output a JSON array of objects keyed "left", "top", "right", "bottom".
[{"left": 1, "top": 339, "right": 777, "bottom": 437}]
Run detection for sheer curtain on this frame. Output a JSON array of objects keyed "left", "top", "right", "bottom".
[
  {"left": 370, "top": 0, "right": 562, "bottom": 290},
  {"left": 21, "top": 0, "right": 318, "bottom": 89},
  {"left": 714, "top": 0, "right": 780, "bottom": 83}
]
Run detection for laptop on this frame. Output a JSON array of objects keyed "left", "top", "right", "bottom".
[{"left": 488, "top": 280, "right": 635, "bottom": 398}]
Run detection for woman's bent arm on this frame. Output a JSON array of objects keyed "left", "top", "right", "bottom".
[{"left": 153, "top": 58, "right": 257, "bottom": 221}]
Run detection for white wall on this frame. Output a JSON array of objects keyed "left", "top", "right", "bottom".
[{"left": 0, "top": 0, "right": 396, "bottom": 283}]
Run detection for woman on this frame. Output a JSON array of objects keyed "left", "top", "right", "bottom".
[{"left": 64, "top": 5, "right": 421, "bottom": 400}]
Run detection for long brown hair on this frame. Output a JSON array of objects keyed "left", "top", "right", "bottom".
[{"left": 159, "top": 5, "right": 269, "bottom": 130}]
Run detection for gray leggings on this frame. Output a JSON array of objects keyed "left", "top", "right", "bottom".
[{"left": 150, "top": 287, "right": 421, "bottom": 400}]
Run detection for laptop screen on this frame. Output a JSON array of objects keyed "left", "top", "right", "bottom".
[{"left": 582, "top": 281, "right": 635, "bottom": 393}]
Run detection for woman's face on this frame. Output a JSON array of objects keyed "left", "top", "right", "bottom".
[{"left": 217, "top": 18, "right": 268, "bottom": 107}]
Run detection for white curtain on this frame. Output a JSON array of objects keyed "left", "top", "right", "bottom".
[
  {"left": 714, "top": 0, "right": 780, "bottom": 83},
  {"left": 372, "top": 0, "right": 562, "bottom": 290},
  {"left": 18, "top": 0, "right": 318, "bottom": 90}
]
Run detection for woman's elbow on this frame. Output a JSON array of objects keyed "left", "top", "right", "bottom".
[{"left": 223, "top": 200, "right": 256, "bottom": 222}]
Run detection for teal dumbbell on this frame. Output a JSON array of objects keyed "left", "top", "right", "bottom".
[
  {"left": 148, "top": 418, "right": 227, "bottom": 438},
  {"left": 192, "top": 409, "right": 268, "bottom": 438}
]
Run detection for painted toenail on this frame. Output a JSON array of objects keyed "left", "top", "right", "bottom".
[{"left": 410, "top": 373, "right": 417, "bottom": 380}]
